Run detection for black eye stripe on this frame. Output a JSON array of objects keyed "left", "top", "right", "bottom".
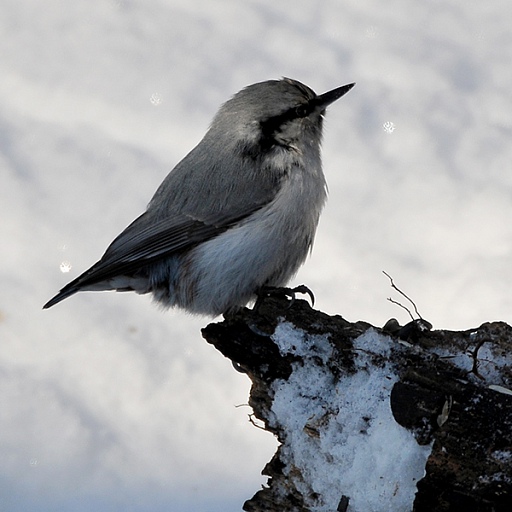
[
  {"left": 294, "top": 103, "right": 312, "bottom": 118},
  {"left": 260, "top": 101, "right": 314, "bottom": 140}
]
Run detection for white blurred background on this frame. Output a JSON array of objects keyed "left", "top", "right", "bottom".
[{"left": 2, "top": 0, "right": 511, "bottom": 510}]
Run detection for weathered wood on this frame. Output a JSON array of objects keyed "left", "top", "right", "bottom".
[{"left": 202, "top": 296, "right": 512, "bottom": 512}]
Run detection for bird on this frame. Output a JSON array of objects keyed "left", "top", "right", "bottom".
[{"left": 43, "top": 78, "right": 355, "bottom": 316}]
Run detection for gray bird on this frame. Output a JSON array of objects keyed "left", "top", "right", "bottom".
[{"left": 43, "top": 78, "right": 355, "bottom": 315}]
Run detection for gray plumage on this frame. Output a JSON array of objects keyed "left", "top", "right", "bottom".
[{"left": 43, "top": 78, "right": 355, "bottom": 315}]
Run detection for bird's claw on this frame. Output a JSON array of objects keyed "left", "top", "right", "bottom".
[
  {"left": 290, "top": 284, "right": 315, "bottom": 306},
  {"left": 256, "top": 284, "right": 315, "bottom": 309}
]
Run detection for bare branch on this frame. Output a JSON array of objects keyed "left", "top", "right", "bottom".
[
  {"left": 383, "top": 271, "right": 423, "bottom": 319},
  {"left": 386, "top": 297, "right": 415, "bottom": 321}
]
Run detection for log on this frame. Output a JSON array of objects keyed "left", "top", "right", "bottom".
[{"left": 202, "top": 295, "right": 512, "bottom": 512}]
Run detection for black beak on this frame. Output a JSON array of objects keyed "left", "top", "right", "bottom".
[{"left": 315, "top": 83, "right": 356, "bottom": 110}]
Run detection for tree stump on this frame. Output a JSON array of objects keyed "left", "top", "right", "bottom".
[{"left": 202, "top": 296, "right": 512, "bottom": 512}]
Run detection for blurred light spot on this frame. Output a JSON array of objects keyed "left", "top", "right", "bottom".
[
  {"left": 383, "top": 121, "right": 396, "bottom": 134},
  {"left": 60, "top": 261, "right": 72, "bottom": 273},
  {"left": 365, "top": 26, "right": 378, "bottom": 38},
  {"left": 29, "top": 458, "right": 38, "bottom": 467},
  {"left": 150, "top": 93, "right": 162, "bottom": 106}
]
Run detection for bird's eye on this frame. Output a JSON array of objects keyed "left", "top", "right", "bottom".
[{"left": 294, "top": 104, "right": 310, "bottom": 118}]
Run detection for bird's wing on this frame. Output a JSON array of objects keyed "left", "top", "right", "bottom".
[
  {"left": 100, "top": 212, "right": 230, "bottom": 268},
  {"left": 43, "top": 203, "right": 265, "bottom": 309}
]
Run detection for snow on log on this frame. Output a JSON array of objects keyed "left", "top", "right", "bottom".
[{"left": 202, "top": 295, "right": 512, "bottom": 512}]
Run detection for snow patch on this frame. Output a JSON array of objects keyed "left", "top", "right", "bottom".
[{"left": 270, "top": 325, "right": 432, "bottom": 512}]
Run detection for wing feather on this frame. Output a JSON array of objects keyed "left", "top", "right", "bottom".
[
  {"left": 44, "top": 139, "right": 288, "bottom": 309},
  {"left": 43, "top": 206, "right": 259, "bottom": 308}
]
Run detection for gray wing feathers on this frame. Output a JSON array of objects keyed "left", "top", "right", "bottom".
[
  {"left": 44, "top": 135, "right": 286, "bottom": 309},
  {"left": 43, "top": 213, "right": 234, "bottom": 309},
  {"left": 43, "top": 199, "right": 270, "bottom": 309}
]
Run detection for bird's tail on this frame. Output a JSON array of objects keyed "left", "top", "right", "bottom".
[{"left": 43, "top": 283, "right": 81, "bottom": 309}]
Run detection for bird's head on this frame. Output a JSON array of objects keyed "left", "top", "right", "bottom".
[{"left": 209, "top": 78, "right": 355, "bottom": 158}]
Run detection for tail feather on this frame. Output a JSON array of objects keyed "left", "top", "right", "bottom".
[
  {"left": 43, "top": 285, "right": 81, "bottom": 309},
  {"left": 43, "top": 264, "right": 149, "bottom": 309},
  {"left": 43, "top": 266, "right": 98, "bottom": 309}
]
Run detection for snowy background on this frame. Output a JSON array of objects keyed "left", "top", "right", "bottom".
[{"left": 2, "top": 0, "right": 512, "bottom": 510}]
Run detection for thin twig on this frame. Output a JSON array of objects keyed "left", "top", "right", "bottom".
[
  {"left": 383, "top": 271, "right": 422, "bottom": 319},
  {"left": 387, "top": 297, "right": 415, "bottom": 321},
  {"left": 248, "top": 413, "right": 267, "bottom": 431}
]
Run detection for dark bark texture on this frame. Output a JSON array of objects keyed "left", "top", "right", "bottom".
[{"left": 202, "top": 295, "right": 512, "bottom": 512}]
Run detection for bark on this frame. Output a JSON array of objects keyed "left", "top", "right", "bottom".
[{"left": 202, "top": 295, "right": 512, "bottom": 512}]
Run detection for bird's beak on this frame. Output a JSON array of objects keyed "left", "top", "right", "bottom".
[{"left": 315, "top": 83, "right": 356, "bottom": 110}]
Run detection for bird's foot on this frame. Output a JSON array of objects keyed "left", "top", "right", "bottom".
[{"left": 255, "top": 284, "right": 315, "bottom": 310}]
